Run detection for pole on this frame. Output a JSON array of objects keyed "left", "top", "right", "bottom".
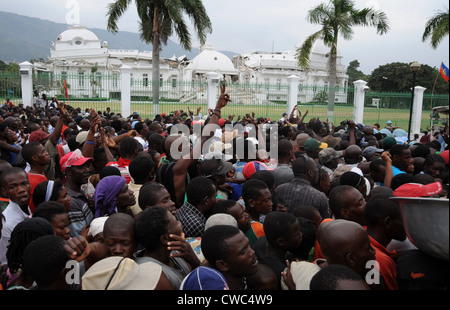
[{"left": 407, "top": 71, "right": 416, "bottom": 142}]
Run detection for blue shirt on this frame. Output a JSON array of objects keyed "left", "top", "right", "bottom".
[{"left": 392, "top": 165, "right": 406, "bottom": 177}]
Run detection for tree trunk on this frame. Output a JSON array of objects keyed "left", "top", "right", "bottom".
[
  {"left": 327, "top": 52, "right": 337, "bottom": 124},
  {"left": 152, "top": 8, "right": 160, "bottom": 117}
]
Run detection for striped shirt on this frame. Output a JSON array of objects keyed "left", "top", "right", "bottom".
[{"left": 67, "top": 187, "right": 93, "bottom": 237}]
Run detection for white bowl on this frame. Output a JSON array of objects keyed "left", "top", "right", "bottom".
[{"left": 390, "top": 197, "right": 449, "bottom": 261}]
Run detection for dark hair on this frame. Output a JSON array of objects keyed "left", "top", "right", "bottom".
[
  {"left": 290, "top": 205, "right": 319, "bottom": 222},
  {"left": 186, "top": 176, "right": 215, "bottom": 205},
  {"left": 411, "top": 144, "right": 430, "bottom": 158},
  {"left": 263, "top": 211, "right": 298, "bottom": 247},
  {"left": 389, "top": 144, "right": 409, "bottom": 157},
  {"left": 138, "top": 182, "right": 167, "bottom": 209},
  {"left": 32, "top": 201, "right": 66, "bottom": 223},
  {"left": 22, "top": 235, "right": 68, "bottom": 287},
  {"left": 99, "top": 166, "right": 121, "bottom": 179},
  {"left": 129, "top": 156, "right": 154, "bottom": 183},
  {"left": 201, "top": 225, "right": 241, "bottom": 268},
  {"left": 20, "top": 142, "right": 42, "bottom": 164},
  {"left": 290, "top": 217, "right": 316, "bottom": 260},
  {"left": 310, "top": 264, "right": 364, "bottom": 290},
  {"left": 369, "top": 159, "right": 386, "bottom": 173},
  {"left": 135, "top": 206, "right": 169, "bottom": 251},
  {"left": 424, "top": 154, "right": 446, "bottom": 167},
  {"left": 364, "top": 194, "right": 401, "bottom": 227},
  {"left": 32, "top": 180, "right": 65, "bottom": 208},
  {"left": 391, "top": 173, "right": 414, "bottom": 191},
  {"left": 0, "top": 167, "right": 27, "bottom": 188},
  {"left": 119, "top": 137, "right": 139, "bottom": 158},
  {"left": 278, "top": 139, "right": 293, "bottom": 158},
  {"left": 249, "top": 170, "right": 275, "bottom": 190},
  {"left": 211, "top": 199, "right": 240, "bottom": 215},
  {"left": 242, "top": 179, "right": 268, "bottom": 204},
  {"left": 328, "top": 185, "right": 356, "bottom": 217},
  {"left": 6, "top": 218, "right": 55, "bottom": 274}
]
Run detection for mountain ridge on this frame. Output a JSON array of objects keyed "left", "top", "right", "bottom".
[{"left": 0, "top": 11, "right": 238, "bottom": 63}]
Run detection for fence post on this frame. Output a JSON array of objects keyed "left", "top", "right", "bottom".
[
  {"left": 120, "top": 65, "right": 131, "bottom": 118},
  {"left": 353, "top": 80, "right": 368, "bottom": 124},
  {"left": 287, "top": 75, "right": 300, "bottom": 116},
  {"left": 19, "top": 61, "right": 33, "bottom": 108},
  {"left": 207, "top": 72, "right": 220, "bottom": 112},
  {"left": 411, "top": 86, "right": 427, "bottom": 137}
]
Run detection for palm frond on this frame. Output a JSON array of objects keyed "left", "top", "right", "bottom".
[
  {"left": 422, "top": 8, "right": 449, "bottom": 49},
  {"left": 296, "top": 30, "right": 323, "bottom": 70},
  {"left": 106, "top": 0, "right": 132, "bottom": 33}
]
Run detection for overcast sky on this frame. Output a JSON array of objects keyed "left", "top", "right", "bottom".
[{"left": 1, "top": 0, "right": 448, "bottom": 74}]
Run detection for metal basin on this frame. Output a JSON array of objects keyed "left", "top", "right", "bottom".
[{"left": 390, "top": 197, "right": 449, "bottom": 261}]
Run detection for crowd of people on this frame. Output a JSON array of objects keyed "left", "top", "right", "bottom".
[{"left": 0, "top": 84, "right": 448, "bottom": 291}]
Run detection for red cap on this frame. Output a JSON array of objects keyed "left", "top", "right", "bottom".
[
  {"left": 29, "top": 130, "right": 50, "bottom": 142},
  {"left": 218, "top": 118, "right": 226, "bottom": 127},
  {"left": 393, "top": 182, "right": 443, "bottom": 198},
  {"left": 242, "top": 161, "right": 270, "bottom": 179},
  {"left": 60, "top": 150, "right": 93, "bottom": 172}
]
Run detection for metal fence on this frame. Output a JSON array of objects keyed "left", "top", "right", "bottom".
[{"left": 1, "top": 71, "right": 448, "bottom": 132}]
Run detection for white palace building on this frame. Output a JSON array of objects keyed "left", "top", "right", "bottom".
[{"left": 31, "top": 25, "right": 349, "bottom": 104}]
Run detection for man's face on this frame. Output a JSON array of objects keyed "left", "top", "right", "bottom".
[
  {"left": 1, "top": 172, "right": 30, "bottom": 207},
  {"left": 253, "top": 188, "right": 273, "bottom": 215},
  {"left": 104, "top": 226, "right": 136, "bottom": 258},
  {"left": 228, "top": 202, "right": 251, "bottom": 232},
  {"left": 67, "top": 161, "right": 93, "bottom": 185},
  {"left": 341, "top": 188, "right": 367, "bottom": 226},
  {"left": 394, "top": 149, "right": 412, "bottom": 171},
  {"left": 222, "top": 231, "right": 259, "bottom": 276},
  {"left": 34, "top": 144, "right": 50, "bottom": 165}
]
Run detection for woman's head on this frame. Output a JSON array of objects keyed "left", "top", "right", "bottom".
[
  {"left": 94, "top": 176, "right": 134, "bottom": 217},
  {"left": 33, "top": 180, "right": 71, "bottom": 212}
]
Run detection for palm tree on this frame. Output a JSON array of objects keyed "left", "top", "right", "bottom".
[
  {"left": 107, "top": 0, "right": 212, "bottom": 116},
  {"left": 296, "top": 0, "right": 389, "bottom": 123},
  {"left": 422, "top": 7, "right": 449, "bottom": 49}
]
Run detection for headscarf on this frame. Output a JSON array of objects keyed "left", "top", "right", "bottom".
[{"left": 94, "top": 175, "right": 126, "bottom": 218}]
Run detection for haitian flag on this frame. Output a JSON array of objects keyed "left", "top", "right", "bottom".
[{"left": 440, "top": 62, "right": 449, "bottom": 82}]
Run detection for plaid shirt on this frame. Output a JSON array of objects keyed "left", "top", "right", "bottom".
[
  {"left": 175, "top": 201, "right": 206, "bottom": 238},
  {"left": 275, "top": 177, "right": 331, "bottom": 219}
]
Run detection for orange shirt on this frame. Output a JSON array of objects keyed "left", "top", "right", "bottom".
[{"left": 369, "top": 236, "right": 398, "bottom": 290}]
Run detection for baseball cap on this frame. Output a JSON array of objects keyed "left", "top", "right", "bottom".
[
  {"left": 200, "top": 158, "right": 233, "bottom": 177},
  {"left": 295, "top": 133, "right": 311, "bottom": 148},
  {"left": 362, "top": 146, "right": 384, "bottom": 159},
  {"left": 180, "top": 267, "right": 229, "bottom": 290},
  {"left": 319, "top": 148, "right": 343, "bottom": 165},
  {"left": 383, "top": 136, "right": 397, "bottom": 148},
  {"left": 82, "top": 256, "right": 162, "bottom": 290},
  {"left": 242, "top": 161, "right": 270, "bottom": 179},
  {"left": 218, "top": 118, "right": 227, "bottom": 127},
  {"left": 387, "top": 120, "right": 392, "bottom": 124},
  {"left": 29, "top": 130, "right": 50, "bottom": 143},
  {"left": 60, "top": 149, "right": 93, "bottom": 172},
  {"left": 75, "top": 131, "right": 89, "bottom": 144},
  {"left": 304, "top": 139, "right": 328, "bottom": 152},
  {"left": 393, "top": 182, "right": 443, "bottom": 198}
]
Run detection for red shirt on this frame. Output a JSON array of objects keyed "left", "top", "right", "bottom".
[
  {"left": 27, "top": 173, "right": 48, "bottom": 213},
  {"left": 369, "top": 236, "right": 398, "bottom": 290}
]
